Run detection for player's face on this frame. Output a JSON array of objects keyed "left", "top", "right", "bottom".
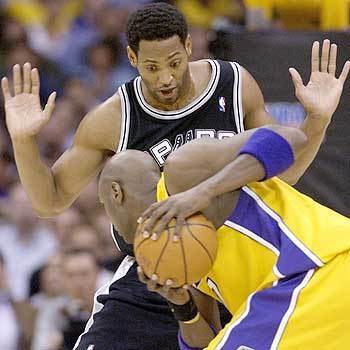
[{"left": 128, "top": 35, "right": 192, "bottom": 106}]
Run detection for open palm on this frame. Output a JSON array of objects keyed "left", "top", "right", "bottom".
[
  {"left": 289, "top": 40, "right": 350, "bottom": 120},
  {"left": 1, "top": 63, "right": 56, "bottom": 140}
]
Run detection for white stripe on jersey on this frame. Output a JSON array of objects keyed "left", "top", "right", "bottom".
[
  {"left": 117, "top": 85, "right": 131, "bottom": 153},
  {"left": 230, "top": 62, "right": 244, "bottom": 133}
]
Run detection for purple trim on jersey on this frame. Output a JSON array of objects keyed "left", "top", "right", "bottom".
[
  {"left": 228, "top": 190, "right": 318, "bottom": 275},
  {"left": 219, "top": 272, "right": 309, "bottom": 350}
]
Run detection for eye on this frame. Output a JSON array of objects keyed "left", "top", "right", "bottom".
[
  {"left": 170, "top": 60, "right": 181, "bottom": 69},
  {"left": 146, "top": 65, "right": 157, "bottom": 72}
]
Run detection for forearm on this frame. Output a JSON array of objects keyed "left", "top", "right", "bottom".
[
  {"left": 279, "top": 115, "right": 328, "bottom": 184},
  {"left": 199, "top": 154, "right": 265, "bottom": 201},
  {"left": 178, "top": 316, "right": 216, "bottom": 349},
  {"left": 12, "top": 137, "right": 59, "bottom": 216}
]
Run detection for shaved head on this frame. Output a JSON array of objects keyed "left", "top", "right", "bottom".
[{"left": 98, "top": 150, "right": 160, "bottom": 243}]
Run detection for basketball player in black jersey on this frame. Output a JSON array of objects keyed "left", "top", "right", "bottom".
[{"left": 2, "top": 3, "right": 349, "bottom": 349}]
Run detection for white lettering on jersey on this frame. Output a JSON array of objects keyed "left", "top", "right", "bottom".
[
  {"left": 148, "top": 129, "right": 236, "bottom": 166},
  {"left": 218, "top": 130, "right": 236, "bottom": 140},
  {"left": 195, "top": 129, "right": 216, "bottom": 139},
  {"left": 150, "top": 139, "right": 172, "bottom": 166}
]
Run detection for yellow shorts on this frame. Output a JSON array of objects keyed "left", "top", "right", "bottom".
[{"left": 206, "top": 250, "right": 350, "bottom": 349}]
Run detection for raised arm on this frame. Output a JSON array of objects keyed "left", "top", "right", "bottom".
[
  {"left": 2, "top": 63, "right": 120, "bottom": 217},
  {"left": 243, "top": 39, "right": 350, "bottom": 184}
]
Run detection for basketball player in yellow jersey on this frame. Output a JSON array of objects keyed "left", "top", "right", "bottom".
[
  {"left": 146, "top": 130, "right": 350, "bottom": 349},
  {"left": 97, "top": 124, "right": 350, "bottom": 349}
]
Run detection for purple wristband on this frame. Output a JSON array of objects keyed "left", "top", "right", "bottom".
[{"left": 237, "top": 128, "right": 295, "bottom": 180}]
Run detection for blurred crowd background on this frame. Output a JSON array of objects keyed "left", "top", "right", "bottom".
[{"left": 0, "top": 1, "right": 349, "bottom": 349}]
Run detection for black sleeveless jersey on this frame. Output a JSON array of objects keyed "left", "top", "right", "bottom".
[{"left": 112, "top": 59, "right": 245, "bottom": 254}]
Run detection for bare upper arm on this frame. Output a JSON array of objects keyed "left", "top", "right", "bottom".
[
  {"left": 51, "top": 93, "right": 122, "bottom": 210},
  {"left": 241, "top": 66, "right": 276, "bottom": 129}
]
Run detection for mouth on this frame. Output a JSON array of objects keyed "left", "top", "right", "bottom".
[{"left": 160, "top": 87, "right": 176, "bottom": 98}]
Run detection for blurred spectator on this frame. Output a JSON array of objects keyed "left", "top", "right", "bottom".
[
  {"left": 31, "top": 253, "right": 64, "bottom": 308},
  {"left": 75, "top": 178, "right": 101, "bottom": 219},
  {"left": 244, "top": 0, "right": 350, "bottom": 31},
  {"left": 83, "top": 39, "right": 135, "bottom": 101},
  {"left": 50, "top": 208, "right": 85, "bottom": 251},
  {"left": 31, "top": 249, "right": 100, "bottom": 350},
  {"left": 0, "top": 183, "right": 58, "bottom": 300},
  {"left": 0, "top": 251, "right": 37, "bottom": 350},
  {"left": 38, "top": 97, "right": 80, "bottom": 161},
  {"left": 60, "top": 249, "right": 99, "bottom": 349},
  {"left": 6, "top": 0, "right": 83, "bottom": 62},
  {"left": 175, "top": 0, "right": 245, "bottom": 29},
  {"left": 0, "top": 14, "right": 28, "bottom": 53},
  {"left": 63, "top": 77, "right": 99, "bottom": 113},
  {"left": 0, "top": 128, "right": 14, "bottom": 198},
  {"left": 189, "top": 26, "right": 212, "bottom": 61},
  {"left": 67, "top": 225, "right": 114, "bottom": 285},
  {"left": 30, "top": 253, "right": 66, "bottom": 350},
  {"left": 3, "top": 43, "right": 65, "bottom": 101},
  {"left": 89, "top": 210, "right": 124, "bottom": 271}
]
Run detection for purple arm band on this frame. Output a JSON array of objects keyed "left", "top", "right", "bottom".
[
  {"left": 237, "top": 128, "right": 295, "bottom": 180},
  {"left": 178, "top": 325, "right": 218, "bottom": 350}
]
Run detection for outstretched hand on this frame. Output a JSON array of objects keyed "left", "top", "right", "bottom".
[
  {"left": 1, "top": 63, "right": 56, "bottom": 140},
  {"left": 289, "top": 39, "right": 350, "bottom": 123}
]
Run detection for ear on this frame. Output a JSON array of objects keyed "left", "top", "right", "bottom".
[
  {"left": 185, "top": 34, "right": 192, "bottom": 57},
  {"left": 127, "top": 46, "right": 138, "bottom": 68},
  {"left": 111, "top": 181, "right": 123, "bottom": 204}
]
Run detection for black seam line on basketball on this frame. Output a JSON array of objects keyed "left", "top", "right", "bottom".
[
  {"left": 179, "top": 234, "right": 188, "bottom": 285},
  {"left": 186, "top": 224, "right": 214, "bottom": 265},
  {"left": 154, "top": 225, "right": 171, "bottom": 276},
  {"left": 134, "top": 235, "right": 151, "bottom": 255},
  {"left": 166, "top": 223, "right": 214, "bottom": 231}
]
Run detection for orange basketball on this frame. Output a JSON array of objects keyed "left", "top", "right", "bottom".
[{"left": 134, "top": 213, "right": 217, "bottom": 288}]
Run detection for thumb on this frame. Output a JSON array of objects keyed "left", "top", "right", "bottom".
[
  {"left": 43, "top": 91, "right": 56, "bottom": 118},
  {"left": 289, "top": 68, "right": 304, "bottom": 90}
]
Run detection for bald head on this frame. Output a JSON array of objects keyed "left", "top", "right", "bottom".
[
  {"left": 99, "top": 150, "right": 159, "bottom": 191},
  {"left": 98, "top": 150, "right": 160, "bottom": 243}
]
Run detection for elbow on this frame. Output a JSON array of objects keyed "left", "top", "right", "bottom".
[
  {"left": 33, "top": 203, "right": 66, "bottom": 218},
  {"left": 265, "top": 124, "right": 308, "bottom": 155}
]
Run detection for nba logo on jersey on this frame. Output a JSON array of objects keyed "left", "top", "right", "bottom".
[
  {"left": 87, "top": 345, "right": 95, "bottom": 350},
  {"left": 219, "top": 96, "right": 226, "bottom": 112}
]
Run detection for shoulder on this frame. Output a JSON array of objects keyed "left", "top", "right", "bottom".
[
  {"left": 75, "top": 92, "right": 122, "bottom": 151},
  {"left": 190, "top": 59, "right": 212, "bottom": 77}
]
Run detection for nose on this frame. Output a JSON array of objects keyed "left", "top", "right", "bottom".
[{"left": 158, "top": 69, "right": 173, "bottom": 86}]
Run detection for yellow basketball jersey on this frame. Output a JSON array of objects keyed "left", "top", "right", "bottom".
[{"left": 157, "top": 175, "right": 350, "bottom": 316}]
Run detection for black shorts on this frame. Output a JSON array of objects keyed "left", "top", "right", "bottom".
[{"left": 73, "top": 256, "right": 179, "bottom": 350}]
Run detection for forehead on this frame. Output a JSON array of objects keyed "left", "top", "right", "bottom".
[
  {"left": 64, "top": 254, "right": 95, "bottom": 270},
  {"left": 138, "top": 35, "right": 186, "bottom": 61}
]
